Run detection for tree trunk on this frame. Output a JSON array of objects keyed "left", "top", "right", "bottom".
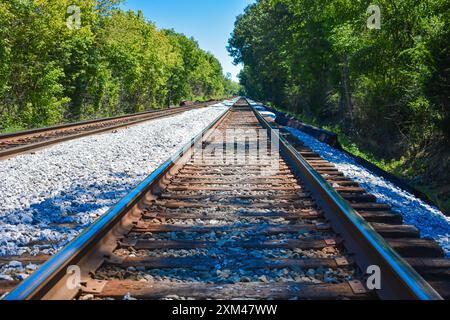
[{"left": 340, "top": 55, "right": 353, "bottom": 130}]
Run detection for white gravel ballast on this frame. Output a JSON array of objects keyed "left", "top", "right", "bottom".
[
  {"left": 249, "top": 102, "right": 450, "bottom": 256},
  {"left": 0, "top": 101, "right": 234, "bottom": 258}
]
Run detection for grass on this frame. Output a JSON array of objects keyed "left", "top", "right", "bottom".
[
  {"left": 270, "top": 104, "right": 450, "bottom": 214},
  {"left": 325, "top": 126, "right": 449, "bottom": 214},
  {"left": 0, "top": 125, "right": 27, "bottom": 135},
  {"left": 322, "top": 124, "right": 407, "bottom": 174},
  {"left": 328, "top": 128, "right": 450, "bottom": 214},
  {"left": 412, "top": 184, "right": 450, "bottom": 215}
]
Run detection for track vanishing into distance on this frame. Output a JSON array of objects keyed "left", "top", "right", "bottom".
[
  {"left": 0, "top": 101, "right": 218, "bottom": 160},
  {"left": 3, "top": 98, "right": 449, "bottom": 300}
]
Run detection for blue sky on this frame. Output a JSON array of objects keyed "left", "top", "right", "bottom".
[{"left": 120, "top": 0, "right": 255, "bottom": 81}]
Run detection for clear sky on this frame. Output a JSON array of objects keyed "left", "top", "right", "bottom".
[{"left": 120, "top": 0, "right": 255, "bottom": 82}]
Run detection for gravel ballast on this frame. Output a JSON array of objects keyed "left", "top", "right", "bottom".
[
  {"left": 284, "top": 127, "right": 450, "bottom": 256},
  {"left": 0, "top": 101, "right": 233, "bottom": 258},
  {"left": 249, "top": 102, "right": 450, "bottom": 256}
]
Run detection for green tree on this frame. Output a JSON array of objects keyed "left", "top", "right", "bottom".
[
  {"left": 229, "top": 0, "right": 450, "bottom": 190},
  {"left": 0, "top": 0, "right": 230, "bottom": 130}
]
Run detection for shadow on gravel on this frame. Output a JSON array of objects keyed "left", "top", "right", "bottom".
[
  {"left": 0, "top": 178, "right": 138, "bottom": 256},
  {"left": 286, "top": 127, "right": 450, "bottom": 257}
]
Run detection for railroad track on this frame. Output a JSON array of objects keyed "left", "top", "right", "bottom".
[
  {"left": 0, "top": 101, "right": 219, "bottom": 160},
  {"left": 3, "top": 98, "right": 448, "bottom": 300}
]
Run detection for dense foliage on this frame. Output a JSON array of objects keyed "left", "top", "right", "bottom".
[
  {"left": 0, "top": 0, "right": 238, "bottom": 131},
  {"left": 229, "top": 0, "right": 449, "bottom": 193}
]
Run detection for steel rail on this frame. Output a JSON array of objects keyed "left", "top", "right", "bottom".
[
  {"left": 3, "top": 101, "right": 235, "bottom": 300},
  {"left": 249, "top": 100, "right": 443, "bottom": 300},
  {"left": 4, "top": 97, "right": 441, "bottom": 300},
  {"left": 0, "top": 103, "right": 212, "bottom": 140},
  {"left": 0, "top": 104, "right": 215, "bottom": 160}
]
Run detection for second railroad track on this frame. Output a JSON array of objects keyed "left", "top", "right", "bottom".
[{"left": 0, "top": 101, "right": 219, "bottom": 160}]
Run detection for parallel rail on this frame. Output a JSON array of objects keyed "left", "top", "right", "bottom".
[
  {"left": 3, "top": 102, "right": 233, "bottom": 300},
  {"left": 251, "top": 101, "right": 443, "bottom": 300},
  {"left": 3, "top": 98, "right": 445, "bottom": 300},
  {"left": 0, "top": 101, "right": 218, "bottom": 160}
]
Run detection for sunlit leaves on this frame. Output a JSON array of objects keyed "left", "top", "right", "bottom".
[
  {"left": 0, "top": 0, "right": 231, "bottom": 130},
  {"left": 228, "top": 0, "right": 449, "bottom": 159}
]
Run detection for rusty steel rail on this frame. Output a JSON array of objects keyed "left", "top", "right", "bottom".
[
  {"left": 249, "top": 100, "right": 443, "bottom": 300},
  {"left": 0, "top": 103, "right": 212, "bottom": 140},
  {"left": 2, "top": 97, "right": 443, "bottom": 300},
  {"left": 2, "top": 102, "right": 234, "bottom": 300},
  {"left": 0, "top": 102, "right": 216, "bottom": 160}
]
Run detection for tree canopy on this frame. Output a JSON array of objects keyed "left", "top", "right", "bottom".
[
  {"left": 228, "top": 0, "right": 449, "bottom": 189},
  {"left": 0, "top": 0, "right": 239, "bottom": 131}
]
